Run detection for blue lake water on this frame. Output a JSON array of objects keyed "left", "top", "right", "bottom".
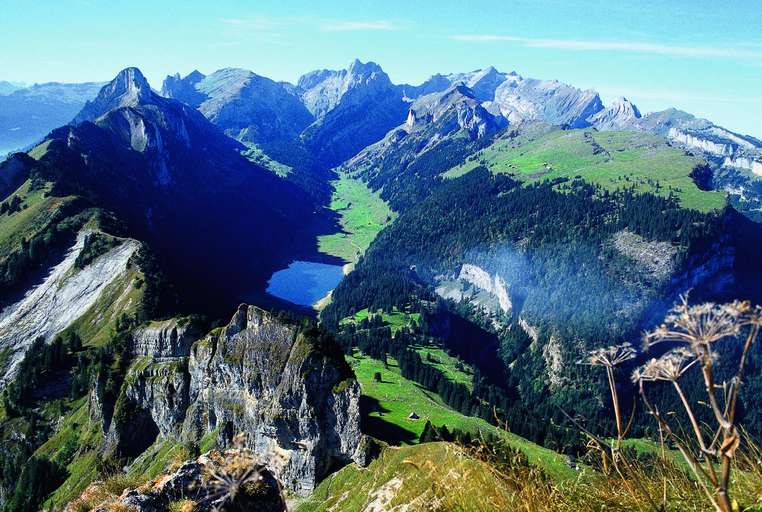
[{"left": 266, "top": 260, "right": 345, "bottom": 306}]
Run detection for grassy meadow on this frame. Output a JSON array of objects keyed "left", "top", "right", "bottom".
[
  {"left": 445, "top": 129, "right": 726, "bottom": 212},
  {"left": 318, "top": 175, "right": 395, "bottom": 266}
]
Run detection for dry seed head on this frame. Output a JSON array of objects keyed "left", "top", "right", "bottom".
[
  {"left": 632, "top": 347, "right": 698, "bottom": 383},
  {"left": 645, "top": 295, "right": 750, "bottom": 349},
  {"left": 203, "top": 445, "right": 263, "bottom": 511},
  {"left": 583, "top": 343, "right": 637, "bottom": 368}
]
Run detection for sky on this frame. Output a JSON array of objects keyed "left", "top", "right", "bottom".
[{"left": 1, "top": 0, "right": 761, "bottom": 137}]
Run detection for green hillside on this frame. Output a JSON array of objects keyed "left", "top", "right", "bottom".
[
  {"left": 445, "top": 129, "right": 726, "bottom": 212},
  {"left": 318, "top": 175, "right": 396, "bottom": 266},
  {"left": 349, "top": 352, "right": 573, "bottom": 480}
]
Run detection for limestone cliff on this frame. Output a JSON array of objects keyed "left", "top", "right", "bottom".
[
  {"left": 103, "top": 305, "right": 365, "bottom": 496},
  {"left": 182, "top": 305, "right": 364, "bottom": 495}
]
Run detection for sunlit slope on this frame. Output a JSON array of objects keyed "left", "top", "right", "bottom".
[
  {"left": 445, "top": 128, "right": 726, "bottom": 212},
  {"left": 295, "top": 442, "right": 516, "bottom": 512},
  {"left": 349, "top": 352, "right": 573, "bottom": 480}
]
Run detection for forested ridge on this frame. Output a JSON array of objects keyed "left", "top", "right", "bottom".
[{"left": 323, "top": 166, "right": 762, "bottom": 449}]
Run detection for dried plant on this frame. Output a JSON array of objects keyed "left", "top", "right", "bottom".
[
  {"left": 634, "top": 295, "right": 761, "bottom": 512},
  {"left": 583, "top": 343, "right": 637, "bottom": 442},
  {"left": 202, "top": 433, "right": 287, "bottom": 512},
  {"left": 575, "top": 342, "right": 661, "bottom": 511}
]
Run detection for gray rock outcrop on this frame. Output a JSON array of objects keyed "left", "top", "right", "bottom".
[
  {"left": 589, "top": 97, "right": 641, "bottom": 130},
  {"left": 105, "top": 305, "right": 365, "bottom": 496},
  {"left": 181, "top": 304, "right": 364, "bottom": 495},
  {"left": 130, "top": 317, "right": 201, "bottom": 358}
]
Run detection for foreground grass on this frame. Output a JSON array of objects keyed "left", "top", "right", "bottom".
[
  {"left": 297, "top": 436, "right": 762, "bottom": 512},
  {"left": 349, "top": 352, "right": 573, "bottom": 480},
  {"left": 445, "top": 129, "right": 726, "bottom": 212},
  {"left": 296, "top": 442, "right": 516, "bottom": 511},
  {"left": 318, "top": 175, "right": 395, "bottom": 266}
]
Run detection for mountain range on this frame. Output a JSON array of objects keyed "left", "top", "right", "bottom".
[
  {"left": 4, "top": 60, "right": 760, "bottom": 177},
  {"left": 1, "top": 60, "right": 762, "bottom": 511}
]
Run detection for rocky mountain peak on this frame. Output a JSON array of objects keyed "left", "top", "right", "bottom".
[
  {"left": 100, "top": 67, "right": 151, "bottom": 104},
  {"left": 186, "top": 69, "right": 205, "bottom": 81},
  {"left": 348, "top": 58, "right": 384, "bottom": 76},
  {"left": 612, "top": 97, "right": 641, "bottom": 118},
  {"left": 445, "top": 83, "right": 478, "bottom": 101},
  {"left": 588, "top": 96, "right": 642, "bottom": 130},
  {"left": 162, "top": 67, "right": 314, "bottom": 145},
  {"left": 394, "top": 83, "right": 507, "bottom": 144},
  {"left": 160, "top": 69, "right": 207, "bottom": 107},
  {"left": 298, "top": 59, "right": 398, "bottom": 122},
  {"left": 73, "top": 67, "right": 156, "bottom": 123}
]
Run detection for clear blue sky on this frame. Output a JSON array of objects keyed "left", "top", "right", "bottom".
[{"left": 2, "top": 0, "right": 760, "bottom": 137}]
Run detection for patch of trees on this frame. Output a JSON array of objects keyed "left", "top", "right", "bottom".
[
  {"left": 0, "top": 194, "right": 22, "bottom": 215},
  {"left": 4, "top": 456, "right": 66, "bottom": 512},
  {"left": 131, "top": 245, "right": 177, "bottom": 323},
  {"left": 73, "top": 231, "right": 120, "bottom": 269},
  {"left": 364, "top": 135, "right": 491, "bottom": 211},
  {"left": 2, "top": 333, "right": 82, "bottom": 415},
  {"left": 0, "top": 198, "right": 91, "bottom": 303},
  {"left": 0, "top": 315, "right": 138, "bottom": 511}
]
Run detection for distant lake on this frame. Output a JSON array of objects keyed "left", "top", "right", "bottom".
[{"left": 266, "top": 260, "right": 345, "bottom": 307}]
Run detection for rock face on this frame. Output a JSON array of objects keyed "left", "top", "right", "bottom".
[
  {"left": 667, "top": 126, "right": 762, "bottom": 174},
  {"left": 0, "top": 230, "right": 139, "bottom": 387},
  {"left": 161, "top": 68, "right": 314, "bottom": 145},
  {"left": 458, "top": 264, "right": 511, "bottom": 313},
  {"left": 724, "top": 156, "right": 762, "bottom": 176},
  {"left": 589, "top": 97, "right": 641, "bottom": 130},
  {"left": 122, "top": 357, "right": 190, "bottom": 438},
  {"left": 130, "top": 317, "right": 201, "bottom": 358},
  {"left": 107, "top": 305, "right": 365, "bottom": 496},
  {"left": 299, "top": 59, "right": 408, "bottom": 166},
  {"left": 182, "top": 305, "right": 364, "bottom": 495},
  {"left": 668, "top": 127, "right": 736, "bottom": 157}
]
